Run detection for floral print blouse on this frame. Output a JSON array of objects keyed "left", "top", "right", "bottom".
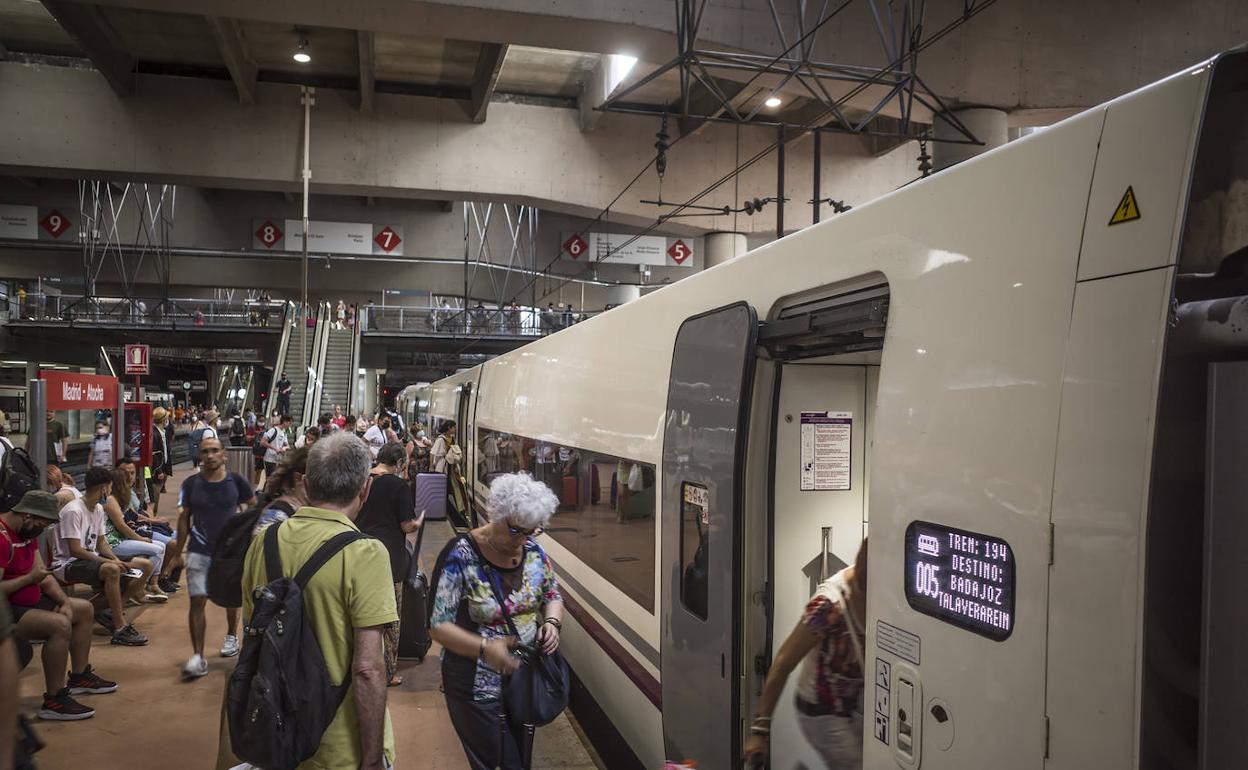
[
  {"left": 430, "top": 535, "right": 561, "bottom": 701},
  {"left": 795, "top": 569, "right": 865, "bottom": 717}
]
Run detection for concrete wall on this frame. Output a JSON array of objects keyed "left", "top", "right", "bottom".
[
  {"left": 0, "top": 62, "right": 919, "bottom": 237},
  {"left": 0, "top": 181, "right": 711, "bottom": 310}
]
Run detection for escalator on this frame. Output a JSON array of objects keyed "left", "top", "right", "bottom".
[
  {"left": 315, "top": 325, "right": 356, "bottom": 418},
  {"left": 265, "top": 302, "right": 324, "bottom": 424}
]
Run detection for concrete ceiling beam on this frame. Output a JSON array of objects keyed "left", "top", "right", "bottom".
[
  {"left": 465, "top": 43, "right": 508, "bottom": 123},
  {"left": 205, "top": 16, "right": 257, "bottom": 105},
  {"left": 38, "top": 0, "right": 133, "bottom": 96},
  {"left": 39, "top": 0, "right": 779, "bottom": 65},
  {"left": 0, "top": 63, "right": 917, "bottom": 235},
  {"left": 357, "top": 30, "right": 375, "bottom": 114}
]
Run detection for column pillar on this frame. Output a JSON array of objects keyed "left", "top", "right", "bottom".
[
  {"left": 705, "top": 232, "right": 748, "bottom": 269},
  {"left": 606, "top": 285, "right": 640, "bottom": 306},
  {"left": 932, "top": 107, "right": 1008, "bottom": 172}
]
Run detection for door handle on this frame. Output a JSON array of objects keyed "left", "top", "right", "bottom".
[{"left": 820, "top": 526, "right": 832, "bottom": 582}]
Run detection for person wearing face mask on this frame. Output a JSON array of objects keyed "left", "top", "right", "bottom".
[
  {"left": 0, "top": 491, "right": 120, "bottom": 721},
  {"left": 429, "top": 473, "right": 564, "bottom": 770},
  {"left": 87, "top": 422, "right": 114, "bottom": 469}
]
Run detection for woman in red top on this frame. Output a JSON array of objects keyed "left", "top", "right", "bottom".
[
  {"left": 743, "top": 539, "right": 867, "bottom": 770},
  {"left": 330, "top": 404, "right": 348, "bottom": 431}
]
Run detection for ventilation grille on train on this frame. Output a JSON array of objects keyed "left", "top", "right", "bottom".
[{"left": 759, "top": 284, "right": 889, "bottom": 360}]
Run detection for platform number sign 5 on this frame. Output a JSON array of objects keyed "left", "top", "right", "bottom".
[
  {"left": 255, "top": 220, "right": 283, "bottom": 250},
  {"left": 563, "top": 234, "right": 589, "bottom": 260},
  {"left": 667, "top": 239, "right": 692, "bottom": 265}
]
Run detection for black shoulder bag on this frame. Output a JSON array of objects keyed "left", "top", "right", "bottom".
[{"left": 480, "top": 549, "right": 570, "bottom": 756}]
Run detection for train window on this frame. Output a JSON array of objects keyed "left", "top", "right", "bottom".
[
  {"left": 477, "top": 426, "right": 657, "bottom": 611},
  {"left": 679, "top": 482, "right": 710, "bottom": 621}
]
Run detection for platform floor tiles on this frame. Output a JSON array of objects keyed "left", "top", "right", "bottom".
[{"left": 19, "top": 465, "right": 602, "bottom": 769}]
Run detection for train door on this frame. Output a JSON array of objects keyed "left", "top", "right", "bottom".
[
  {"left": 660, "top": 302, "right": 758, "bottom": 768},
  {"left": 754, "top": 279, "right": 887, "bottom": 770},
  {"left": 767, "top": 362, "right": 875, "bottom": 769}
]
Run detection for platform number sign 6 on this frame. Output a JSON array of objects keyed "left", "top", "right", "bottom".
[{"left": 562, "top": 234, "right": 589, "bottom": 260}]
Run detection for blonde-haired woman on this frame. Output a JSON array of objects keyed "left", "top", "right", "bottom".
[
  {"left": 148, "top": 407, "right": 173, "bottom": 514},
  {"left": 430, "top": 473, "right": 564, "bottom": 770}
]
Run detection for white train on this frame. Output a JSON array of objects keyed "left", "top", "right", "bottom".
[{"left": 399, "top": 48, "right": 1248, "bottom": 770}]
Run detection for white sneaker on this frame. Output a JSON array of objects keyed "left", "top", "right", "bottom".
[
  {"left": 220, "top": 635, "right": 240, "bottom": 658},
  {"left": 182, "top": 654, "right": 207, "bottom": 680}
]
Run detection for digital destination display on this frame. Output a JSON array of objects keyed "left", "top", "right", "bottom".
[{"left": 904, "top": 521, "right": 1015, "bottom": 641}]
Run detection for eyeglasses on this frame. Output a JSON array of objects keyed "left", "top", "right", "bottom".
[{"left": 506, "top": 523, "right": 543, "bottom": 537}]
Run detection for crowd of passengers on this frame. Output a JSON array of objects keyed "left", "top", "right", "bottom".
[{"left": 0, "top": 392, "right": 868, "bottom": 769}]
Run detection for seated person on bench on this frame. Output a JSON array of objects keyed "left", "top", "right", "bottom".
[
  {"left": 0, "top": 490, "right": 119, "bottom": 720},
  {"left": 48, "top": 468, "right": 150, "bottom": 647}
]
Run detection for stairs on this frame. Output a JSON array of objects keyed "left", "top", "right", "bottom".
[{"left": 317, "top": 327, "right": 354, "bottom": 418}]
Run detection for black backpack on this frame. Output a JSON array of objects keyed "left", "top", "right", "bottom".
[
  {"left": 253, "top": 428, "right": 276, "bottom": 460},
  {"left": 0, "top": 442, "right": 39, "bottom": 513},
  {"left": 230, "top": 416, "right": 245, "bottom": 437},
  {"left": 227, "top": 522, "right": 366, "bottom": 770},
  {"left": 207, "top": 496, "right": 291, "bottom": 609}
]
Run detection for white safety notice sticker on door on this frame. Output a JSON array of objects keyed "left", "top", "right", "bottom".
[
  {"left": 876, "top": 620, "right": 921, "bottom": 665},
  {"left": 799, "top": 411, "right": 852, "bottom": 491}
]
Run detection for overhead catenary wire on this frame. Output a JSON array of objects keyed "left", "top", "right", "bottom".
[{"left": 450, "top": 0, "right": 1000, "bottom": 356}]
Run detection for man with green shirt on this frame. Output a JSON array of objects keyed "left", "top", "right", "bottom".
[
  {"left": 46, "top": 411, "right": 67, "bottom": 465},
  {"left": 241, "top": 431, "right": 397, "bottom": 769}
]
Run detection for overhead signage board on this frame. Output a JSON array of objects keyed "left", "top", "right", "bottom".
[
  {"left": 904, "top": 521, "right": 1015, "bottom": 641},
  {"left": 0, "top": 205, "right": 75, "bottom": 241},
  {"left": 0, "top": 205, "right": 37, "bottom": 240},
  {"left": 560, "top": 232, "right": 695, "bottom": 268},
  {"left": 167, "top": 379, "right": 208, "bottom": 392},
  {"left": 124, "top": 343, "right": 150, "bottom": 375},
  {"left": 252, "top": 219, "right": 404, "bottom": 256},
  {"left": 40, "top": 370, "right": 119, "bottom": 411}
]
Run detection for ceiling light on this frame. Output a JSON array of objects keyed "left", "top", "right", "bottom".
[
  {"left": 765, "top": 96, "right": 782, "bottom": 108},
  {"left": 293, "top": 37, "right": 311, "bottom": 64}
]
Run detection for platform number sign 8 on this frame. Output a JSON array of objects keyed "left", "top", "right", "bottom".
[{"left": 255, "top": 220, "right": 284, "bottom": 250}]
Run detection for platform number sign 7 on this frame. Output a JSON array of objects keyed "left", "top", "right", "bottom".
[{"left": 373, "top": 225, "right": 402, "bottom": 254}]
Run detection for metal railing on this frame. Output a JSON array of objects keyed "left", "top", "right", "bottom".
[
  {"left": 365, "top": 304, "right": 602, "bottom": 337},
  {"left": 3, "top": 291, "right": 291, "bottom": 329}
]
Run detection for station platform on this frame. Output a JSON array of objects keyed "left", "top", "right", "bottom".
[{"left": 21, "top": 465, "right": 603, "bottom": 770}]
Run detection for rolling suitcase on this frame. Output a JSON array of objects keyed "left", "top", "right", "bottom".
[
  {"left": 398, "top": 517, "right": 432, "bottom": 661},
  {"left": 561, "top": 475, "right": 578, "bottom": 509},
  {"left": 415, "top": 472, "right": 448, "bottom": 521}
]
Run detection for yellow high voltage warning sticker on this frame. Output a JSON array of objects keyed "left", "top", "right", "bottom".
[{"left": 1108, "top": 186, "right": 1141, "bottom": 225}]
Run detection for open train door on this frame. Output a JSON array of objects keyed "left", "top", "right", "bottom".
[{"left": 660, "top": 302, "right": 758, "bottom": 767}]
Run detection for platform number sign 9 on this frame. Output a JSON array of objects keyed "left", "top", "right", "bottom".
[{"left": 39, "top": 210, "right": 71, "bottom": 239}]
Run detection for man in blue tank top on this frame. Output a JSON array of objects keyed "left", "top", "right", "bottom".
[{"left": 168, "top": 437, "right": 255, "bottom": 679}]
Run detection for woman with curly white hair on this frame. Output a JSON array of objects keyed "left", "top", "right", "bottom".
[{"left": 429, "top": 472, "right": 564, "bottom": 770}]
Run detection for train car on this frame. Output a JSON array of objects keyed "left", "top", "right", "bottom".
[{"left": 419, "top": 49, "right": 1248, "bottom": 770}]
